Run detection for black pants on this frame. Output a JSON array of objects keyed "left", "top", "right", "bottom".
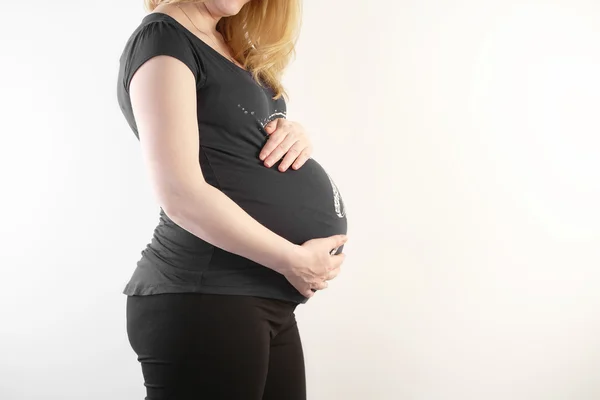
[{"left": 126, "top": 293, "right": 306, "bottom": 400}]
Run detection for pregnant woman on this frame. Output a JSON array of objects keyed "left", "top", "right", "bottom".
[{"left": 117, "top": 1, "right": 348, "bottom": 399}]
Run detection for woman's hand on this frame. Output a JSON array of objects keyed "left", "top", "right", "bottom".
[
  {"left": 282, "top": 234, "right": 348, "bottom": 299},
  {"left": 259, "top": 118, "right": 313, "bottom": 172}
]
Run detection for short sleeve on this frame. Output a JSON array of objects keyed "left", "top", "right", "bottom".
[{"left": 122, "top": 20, "right": 205, "bottom": 93}]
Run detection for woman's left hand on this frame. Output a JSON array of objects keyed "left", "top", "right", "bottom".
[{"left": 259, "top": 118, "right": 313, "bottom": 172}]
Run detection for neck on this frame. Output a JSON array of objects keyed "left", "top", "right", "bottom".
[{"left": 185, "top": 2, "right": 221, "bottom": 36}]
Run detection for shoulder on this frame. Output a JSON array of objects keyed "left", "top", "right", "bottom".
[
  {"left": 120, "top": 13, "right": 207, "bottom": 92},
  {"left": 133, "top": 12, "right": 189, "bottom": 43}
]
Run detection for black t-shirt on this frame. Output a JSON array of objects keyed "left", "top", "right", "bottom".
[{"left": 117, "top": 13, "right": 347, "bottom": 304}]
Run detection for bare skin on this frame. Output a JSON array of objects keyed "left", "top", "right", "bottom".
[{"left": 130, "top": 1, "right": 348, "bottom": 298}]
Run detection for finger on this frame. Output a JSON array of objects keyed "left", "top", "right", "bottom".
[
  {"left": 291, "top": 149, "right": 311, "bottom": 170},
  {"left": 331, "top": 252, "right": 346, "bottom": 269},
  {"left": 278, "top": 141, "right": 305, "bottom": 172},
  {"left": 259, "top": 123, "right": 284, "bottom": 161},
  {"left": 259, "top": 127, "right": 290, "bottom": 164},
  {"left": 326, "top": 266, "right": 341, "bottom": 281},
  {"left": 329, "top": 234, "right": 349, "bottom": 249},
  {"left": 312, "top": 280, "right": 329, "bottom": 290},
  {"left": 264, "top": 134, "right": 298, "bottom": 168},
  {"left": 264, "top": 118, "right": 279, "bottom": 134}
]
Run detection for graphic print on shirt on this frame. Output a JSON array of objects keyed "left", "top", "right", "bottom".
[
  {"left": 237, "top": 103, "right": 286, "bottom": 129},
  {"left": 325, "top": 170, "right": 347, "bottom": 218},
  {"left": 238, "top": 102, "right": 345, "bottom": 219}
]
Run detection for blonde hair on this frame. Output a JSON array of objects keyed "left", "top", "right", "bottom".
[{"left": 144, "top": 0, "right": 302, "bottom": 100}]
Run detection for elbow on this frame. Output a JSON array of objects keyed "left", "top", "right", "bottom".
[{"left": 159, "top": 181, "right": 208, "bottom": 222}]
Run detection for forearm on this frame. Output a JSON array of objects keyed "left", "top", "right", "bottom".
[{"left": 164, "top": 182, "right": 298, "bottom": 275}]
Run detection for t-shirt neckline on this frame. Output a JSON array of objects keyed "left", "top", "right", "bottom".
[{"left": 143, "top": 12, "right": 252, "bottom": 75}]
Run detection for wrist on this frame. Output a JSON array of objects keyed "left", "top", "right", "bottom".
[{"left": 272, "top": 242, "right": 302, "bottom": 275}]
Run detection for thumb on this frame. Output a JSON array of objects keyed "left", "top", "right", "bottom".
[
  {"left": 264, "top": 119, "right": 278, "bottom": 134},
  {"left": 330, "top": 234, "right": 348, "bottom": 249}
]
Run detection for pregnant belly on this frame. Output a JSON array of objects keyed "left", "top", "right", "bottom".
[{"left": 201, "top": 148, "right": 348, "bottom": 250}]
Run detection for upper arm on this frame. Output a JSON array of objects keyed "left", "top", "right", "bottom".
[
  {"left": 121, "top": 20, "right": 207, "bottom": 213},
  {"left": 129, "top": 53, "right": 205, "bottom": 213}
]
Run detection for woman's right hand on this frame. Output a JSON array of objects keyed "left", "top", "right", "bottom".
[{"left": 283, "top": 234, "right": 348, "bottom": 299}]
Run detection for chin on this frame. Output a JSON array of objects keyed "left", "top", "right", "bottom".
[{"left": 212, "top": 0, "right": 251, "bottom": 16}]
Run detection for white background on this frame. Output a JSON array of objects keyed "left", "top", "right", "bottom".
[{"left": 1, "top": 1, "right": 600, "bottom": 399}]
